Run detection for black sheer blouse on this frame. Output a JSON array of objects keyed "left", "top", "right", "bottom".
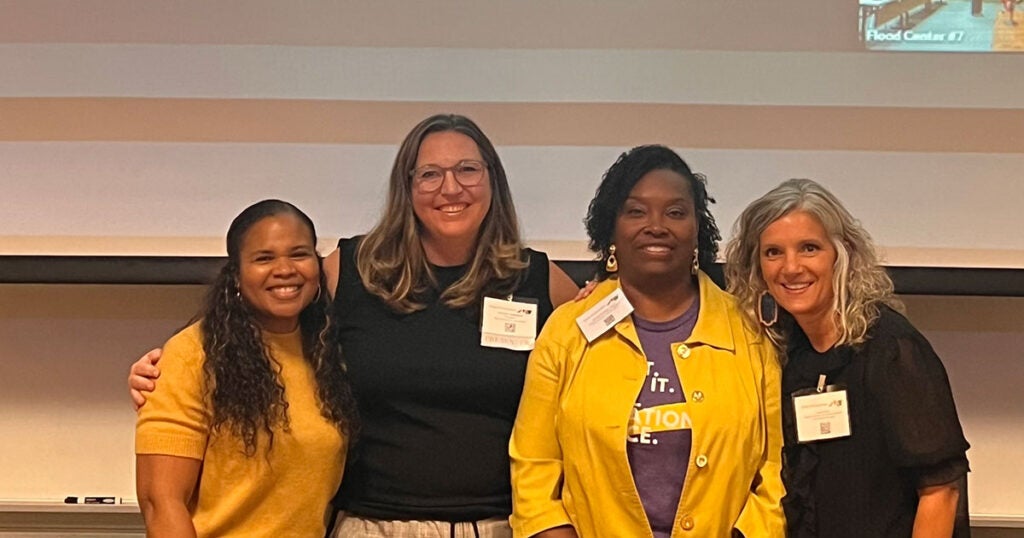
[{"left": 781, "top": 306, "right": 970, "bottom": 538}]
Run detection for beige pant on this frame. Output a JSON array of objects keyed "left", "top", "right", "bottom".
[{"left": 330, "top": 512, "right": 512, "bottom": 538}]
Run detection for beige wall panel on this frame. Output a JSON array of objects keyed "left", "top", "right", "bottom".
[
  {"left": 3, "top": 142, "right": 1024, "bottom": 262},
  {"left": 0, "top": 285, "right": 204, "bottom": 501},
  {"left": 903, "top": 295, "right": 1024, "bottom": 518},
  {"left": 5, "top": 45, "right": 1022, "bottom": 108},
  {"left": 3, "top": 98, "right": 1023, "bottom": 154}
]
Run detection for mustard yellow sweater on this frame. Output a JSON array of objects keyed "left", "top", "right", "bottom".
[{"left": 136, "top": 323, "right": 346, "bottom": 537}]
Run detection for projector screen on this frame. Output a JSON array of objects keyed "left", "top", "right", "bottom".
[
  {"left": 1, "top": 0, "right": 1023, "bottom": 269},
  {"left": 862, "top": 0, "right": 1024, "bottom": 51}
]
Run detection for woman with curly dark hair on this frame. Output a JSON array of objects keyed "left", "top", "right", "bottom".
[
  {"left": 510, "top": 145, "right": 784, "bottom": 538},
  {"left": 131, "top": 115, "right": 579, "bottom": 537},
  {"left": 135, "top": 199, "right": 357, "bottom": 537}
]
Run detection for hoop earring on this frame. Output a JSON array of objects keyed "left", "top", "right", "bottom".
[
  {"left": 691, "top": 247, "right": 699, "bottom": 276},
  {"left": 758, "top": 291, "right": 778, "bottom": 327},
  {"left": 605, "top": 244, "right": 618, "bottom": 273},
  {"left": 313, "top": 285, "right": 323, "bottom": 303}
]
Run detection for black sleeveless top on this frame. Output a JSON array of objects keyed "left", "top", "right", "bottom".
[{"left": 333, "top": 237, "right": 555, "bottom": 521}]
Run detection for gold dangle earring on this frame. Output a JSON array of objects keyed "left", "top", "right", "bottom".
[
  {"left": 691, "top": 247, "right": 699, "bottom": 276},
  {"left": 605, "top": 244, "right": 618, "bottom": 273}
]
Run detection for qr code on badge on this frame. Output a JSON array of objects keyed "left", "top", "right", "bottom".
[{"left": 820, "top": 422, "right": 831, "bottom": 435}]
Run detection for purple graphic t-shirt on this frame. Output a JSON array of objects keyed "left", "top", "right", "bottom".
[{"left": 627, "top": 296, "right": 699, "bottom": 538}]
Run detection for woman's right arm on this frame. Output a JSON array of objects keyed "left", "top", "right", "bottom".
[{"left": 136, "top": 454, "right": 201, "bottom": 538}]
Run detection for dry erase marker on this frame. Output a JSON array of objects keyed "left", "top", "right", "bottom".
[{"left": 64, "top": 496, "right": 119, "bottom": 504}]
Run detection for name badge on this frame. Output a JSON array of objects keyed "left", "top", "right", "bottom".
[
  {"left": 575, "top": 287, "right": 634, "bottom": 343},
  {"left": 792, "top": 383, "right": 851, "bottom": 443},
  {"left": 480, "top": 296, "right": 538, "bottom": 351}
]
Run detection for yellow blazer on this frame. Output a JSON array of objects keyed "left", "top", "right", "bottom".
[{"left": 510, "top": 273, "right": 784, "bottom": 538}]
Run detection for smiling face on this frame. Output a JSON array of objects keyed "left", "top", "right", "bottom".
[
  {"left": 411, "top": 130, "right": 493, "bottom": 259},
  {"left": 612, "top": 168, "right": 698, "bottom": 283},
  {"left": 237, "top": 213, "right": 320, "bottom": 333},
  {"left": 758, "top": 209, "right": 838, "bottom": 328}
]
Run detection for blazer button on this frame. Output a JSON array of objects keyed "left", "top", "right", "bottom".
[
  {"left": 681, "top": 516, "right": 695, "bottom": 530},
  {"left": 695, "top": 454, "right": 709, "bottom": 468},
  {"left": 691, "top": 390, "right": 704, "bottom": 402},
  {"left": 675, "top": 344, "right": 691, "bottom": 359}
]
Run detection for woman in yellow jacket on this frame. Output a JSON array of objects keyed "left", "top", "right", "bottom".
[{"left": 510, "top": 146, "right": 784, "bottom": 538}]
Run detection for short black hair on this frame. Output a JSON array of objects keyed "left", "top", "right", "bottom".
[{"left": 584, "top": 145, "right": 721, "bottom": 277}]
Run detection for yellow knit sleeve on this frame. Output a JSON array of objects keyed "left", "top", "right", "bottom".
[{"left": 135, "top": 323, "right": 209, "bottom": 460}]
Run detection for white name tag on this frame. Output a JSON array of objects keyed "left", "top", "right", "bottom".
[
  {"left": 480, "top": 297, "right": 538, "bottom": 351},
  {"left": 575, "top": 287, "right": 634, "bottom": 343},
  {"left": 793, "top": 389, "right": 852, "bottom": 443}
]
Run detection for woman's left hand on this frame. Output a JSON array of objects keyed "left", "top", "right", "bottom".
[{"left": 573, "top": 280, "right": 598, "bottom": 302}]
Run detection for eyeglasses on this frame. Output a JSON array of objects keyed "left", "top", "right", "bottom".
[{"left": 410, "top": 160, "right": 487, "bottom": 193}]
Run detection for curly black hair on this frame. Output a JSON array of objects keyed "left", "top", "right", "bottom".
[
  {"left": 199, "top": 199, "right": 358, "bottom": 456},
  {"left": 584, "top": 145, "right": 721, "bottom": 279}
]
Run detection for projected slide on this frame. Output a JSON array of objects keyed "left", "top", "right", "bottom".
[{"left": 860, "top": 0, "right": 1024, "bottom": 51}]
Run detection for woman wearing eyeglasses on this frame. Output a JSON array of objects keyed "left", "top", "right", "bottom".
[{"left": 130, "top": 114, "right": 580, "bottom": 537}]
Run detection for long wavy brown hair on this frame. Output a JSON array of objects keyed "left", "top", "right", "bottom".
[
  {"left": 356, "top": 114, "right": 528, "bottom": 313},
  {"left": 200, "top": 199, "right": 358, "bottom": 455}
]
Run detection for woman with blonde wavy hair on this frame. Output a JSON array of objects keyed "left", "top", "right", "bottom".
[{"left": 724, "top": 178, "right": 970, "bottom": 538}]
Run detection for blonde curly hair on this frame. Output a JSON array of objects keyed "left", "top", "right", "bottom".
[{"left": 724, "top": 178, "right": 903, "bottom": 353}]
